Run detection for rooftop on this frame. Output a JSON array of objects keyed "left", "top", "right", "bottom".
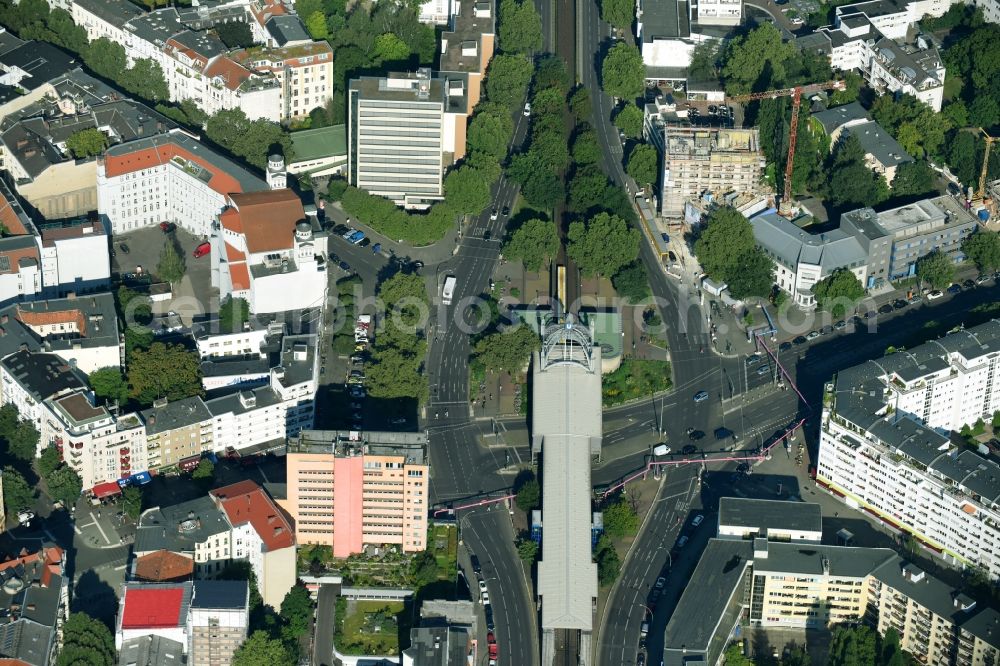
[
  {"left": 0, "top": 41, "right": 77, "bottom": 93},
  {"left": 117, "top": 634, "right": 186, "bottom": 666},
  {"left": 191, "top": 580, "right": 249, "bottom": 610},
  {"left": 439, "top": 0, "right": 495, "bottom": 75},
  {"left": 119, "top": 582, "right": 191, "bottom": 630},
  {"left": 0, "top": 350, "right": 88, "bottom": 403},
  {"left": 288, "top": 429, "right": 427, "bottom": 464},
  {"left": 403, "top": 625, "right": 471, "bottom": 665},
  {"left": 843, "top": 120, "right": 912, "bottom": 168},
  {"left": 74, "top": 0, "right": 144, "bottom": 28},
  {"left": 221, "top": 189, "right": 305, "bottom": 254},
  {"left": 135, "top": 496, "right": 230, "bottom": 554},
  {"left": 752, "top": 211, "right": 869, "bottom": 275},
  {"left": 211, "top": 480, "right": 295, "bottom": 551},
  {"left": 718, "top": 497, "right": 823, "bottom": 535},
  {"left": 289, "top": 125, "right": 347, "bottom": 163},
  {"left": 811, "top": 101, "right": 869, "bottom": 135},
  {"left": 264, "top": 15, "right": 311, "bottom": 46},
  {"left": 349, "top": 69, "right": 466, "bottom": 114},
  {"left": 664, "top": 127, "right": 761, "bottom": 158},
  {"left": 133, "top": 550, "right": 195, "bottom": 583},
  {"left": 276, "top": 334, "right": 317, "bottom": 388},
  {"left": 638, "top": 0, "right": 690, "bottom": 43},
  {"left": 141, "top": 396, "right": 212, "bottom": 436}
]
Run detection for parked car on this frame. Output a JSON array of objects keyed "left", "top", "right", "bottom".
[
  {"left": 119, "top": 243, "right": 130, "bottom": 254},
  {"left": 892, "top": 299, "right": 908, "bottom": 310},
  {"left": 757, "top": 364, "right": 770, "bottom": 376},
  {"left": 806, "top": 331, "right": 820, "bottom": 340},
  {"left": 339, "top": 261, "right": 351, "bottom": 271},
  {"left": 977, "top": 274, "right": 993, "bottom": 285},
  {"left": 660, "top": 232, "right": 670, "bottom": 243},
  {"left": 793, "top": 335, "right": 807, "bottom": 345},
  {"left": 332, "top": 224, "right": 349, "bottom": 235},
  {"left": 779, "top": 341, "right": 793, "bottom": 351},
  {"left": 357, "top": 237, "right": 371, "bottom": 248},
  {"left": 681, "top": 444, "right": 697, "bottom": 454},
  {"left": 159, "top": 221, "right": 176, "bottom": 233},
  {"left": 677, "top": 535, "right": 689, "bottom": 548},
  {"left": 523, "top": 102, "right": 531, "bottom": 116},
  {"left": 834, "top": 320, "right": 847, "bottom": 330},
  {"left": 501, "top": 206, "right": 510, "bottom": 217},
  {"left": 192, "top": 242, "right": 210, "bottom": 258},
  {"left": 481, "top": 591, "right": 490, "bottom": 605},
  {"left": 963, "top": 279, "right": 976, "bottom": 289},
  {"left": 479, "top": 579, "right": 488, "bottom": 593},
  {"left": 927, "top": 290, "right": 944, "bottom": 300},
  {"left": 745, "top": 353, "right": 762, "bottom": 367},
  {"left": 878, "top": 303, "right": 893, "bottom": 314},
  {"left": 691, "top": 514, "right": 704, "bottom": 527},
  {"left": 687, "top": 429, "right": 704, "bottom": 441},
  {"left": 947, "top": 283, "right": 962, "bottom": 294}
]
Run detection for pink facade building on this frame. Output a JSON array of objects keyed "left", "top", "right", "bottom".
[{"left": 283, "top": 430, "right": 429, "bottom": 557}]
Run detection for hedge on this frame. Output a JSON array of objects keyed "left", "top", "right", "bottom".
[{"left": 341, "top": 187, "right": 457, "bottom": 246}]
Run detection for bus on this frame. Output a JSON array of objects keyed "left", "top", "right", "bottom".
[{"left": 442, "top": 275, "right": 456, "bottom": 305}]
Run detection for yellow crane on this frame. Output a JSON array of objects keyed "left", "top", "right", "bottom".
[{"left": 976, "top": 128, "right": 997, "bottom": 207}]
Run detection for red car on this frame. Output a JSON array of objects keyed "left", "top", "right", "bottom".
[
  {"left": 487, "top": 631, "right": 496, "bottom": 645},
  {"left": 192, "top": 242, "right": 211, "bottom": 258},
  {"left": 159, "top": 221, "right": 176, "bottom": 233},
  {"left": 488, "top": 644, "right": 498, "bottom": 659}
]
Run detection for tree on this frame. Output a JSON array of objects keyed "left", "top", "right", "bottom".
[
  {"left": 498, "top": 0, "right": 542, "bottom": 54},
  {"left": 600, "top": 0, "right": 634, "bottom": 29},
  {"left": 612, "top": 262, "right": 650, "bottom": 302},
  {"left": 726, "top": 249, "right": 774, "bottom": 300},
  {"left": 916, "top": 250, "right": 956, "bottom": 289},
  {"left": 304, "top": 11, "right": 328, "bottom": 40},
  {"left": 688, "top": 40, "right": 721, "bottom": 82},
  {"left": 444, "top": 165, "right": 492, "bottom": 215},
  {"left": 120, "top": 58, "right": 169, "bottom": 103},
  {"left": 233, "top": 631, "right": 295, "bottom": 666},
  {"left": 613, "top": 104, "right": 644, "bottom": 139},
  {"left": 122, "top": 486, "right": 143, "bottom": 520},
  {"left": 90, "top": 367, "right": 129, "bottom": 406},
  {"left": 468, "top": 108, "right": 514, "bottom": 159},
  {"left": 812, "top": 269, "right": 865, "bottom": 317},
  {"left": 694, "top": 206, "right": 757, "bottom": 281},
  {"left": 157, "top": 242, "right": 186, "bottom": 284},
  {"left": 602, "top": 43, "right": 645, "bottom": 101},
  {"left": 626, "top": 143, "right": 659, "bottom": 186},
  {"left": 534, "top": 54, "right": 570, "bottom": 92},
  {"left": 56, "top": 612, "right": 116, "bottom": 666},
  {"left": 572, "top": 125, "right": 602, "bottom": 165},
  {"left": 366, "top": 345, "right": 427, "bottom": 400},
  {"left": 827, "top": 624, "right": 878, "bottom": 666},
  {"left": 594, "top": 535, "right": 621, "bottom": 586},
  {"left": 503, "top": 218, "right": 559, "bottom": 271},
  {"left": 723, "top": 644, "right": 754, "bottom": 666},
  {"left": 127, "top": 342, "right": 203, "bottom": 406},
  {"left": 205, "top": 109, "right": 292, "bottom": 170},
  {"left": 891, "top": 160, "right": 936, "bottom": 197},
  {"left": 484, "top": 54, "right": 533, "bottom": 108},
  {"left": 569, "top": 86, "right": 592, "bottom": 122},
  {"left": 216, "top": 21, "right": 254, "bottom": 48},
  {"left": 7, "top": 420, "right": 39, "bottom": 461},
  {"left": 963, "top": 230, "right": 1000, "bottom": 273},
  {"left": 37, "top": 444, "right": 61, "bottom": 479},
  {"left": 374, "top": 32, "right": 410, "bottom": 62},
  {"left": 515, "top": 476, "right": 540, "bottom": 511},
  {"left": 948, "top": 131, "right": 979, "bottom": 187},
  {"left": 46, "top": 465, "right": 82, "bottom": 507},
  {"left": 65, "top": 128, "right": 107, "bottom": 158},
  {"left": 721, "top": 23, "right": 796, "bottom": 94},
  {"left": 326, "top": 177, "right": 348, "bottom": 202},
  {"left": 1, "top": 467, "right": 34, "bottom": 514},
  {"left": 218, "top": 296, "right": 250, "bottom": 334},
  {"left": 474, "top": 326, "right": 541, "bottom": 374},
  {"left": 378, "top": 271, "right": 429, "bottom": 309},
  {"left": 279, "top": 584, "right": 314, "bottom": 642},
  {"left": 567, "top": 212, "right": 640, "bottom": 277},
  {"left": 568, "top": 166, "right": 611, "bottom": 212},
  {"left": 517, "top": 538, "right": 539, "bottom": 562},
  {"left": 83, "top": 38, "right": 127, "bottom": 82},
  {"left": 192, "top": 458, "right": 214, "bottom": 480},
  {"left": 519, "top": 166, "right": 564, "bottom": 210},
  {"left": 603, "top": 497, "right": 639, "bottom": 538}
]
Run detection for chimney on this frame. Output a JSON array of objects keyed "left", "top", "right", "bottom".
[{"left": 902, "top": 563, "right": 925, "bottom": 583}]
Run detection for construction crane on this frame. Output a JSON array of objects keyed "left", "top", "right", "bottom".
[
  {"left": 976, "top": 127, "right": 997, "bottom": 206},
  {"left": 727, "top": 80, "right": 847, "bottom": 214}
]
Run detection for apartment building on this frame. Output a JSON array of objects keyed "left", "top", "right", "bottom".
[
  {"left": 818, "top": 319, "right": 1000, "bottom": 580},
  {"left": 662, "top": 498, "right": 1000, "bottom": 666},
  {"left": 0, "top": 545, "right": 68, "bottom": 666},
  {"left": 141, "top": 396, "right": 214, "bottom": 472},
  {"left": 213, "top": 188, "right": 329, "bottom": 314},
  {"left": 976, "top": 0, "right": 1000, "bottom": 23},
  {"left": 134, "top": 481, "right": 295, "bottom": 608},
  {"left": 834, "top": 0, "right": 957, "bottom": 40},
  {"left": 187, "top": 580, "right": 250, "bottom": 666},
  {"left": 437, "top": 0, "right": 496, "bottom": 118},
  {"left": 348, "top": 69, "right": 456, "bottom": 209},
  {"left": 230, "top": 41, "right": 334, "bottom": 120},
  {"left": 690, "top": 0, "right": 742, "bottom": 26},
  {"left": 402, "top": 601, "right": 477, "bottom": 666},
  {"left": 98, "top": 129, "right": 269, "bottom": 236},
  {"left": 658, "top": 127, "right": 765, "bottom": 218},
  {"left": 118, "top": 635, "right": 186, "bottom": 666},
  {"left": 804, "top": 12, "right": 947, "bottom": 111},
  {"left": 72, "top": 0, "right": 144, "bottom": 45},
  {"left": 283, "top": 429, "right": 430, "bottom": 557}
]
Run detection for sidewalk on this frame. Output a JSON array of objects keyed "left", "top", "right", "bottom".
[{"left": 326, "top": 201, "right": 462, "bottom": 265}]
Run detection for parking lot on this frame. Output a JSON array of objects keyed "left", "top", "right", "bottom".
[{"left": 113, "top": 225, "right": 215, "bottom": 324}]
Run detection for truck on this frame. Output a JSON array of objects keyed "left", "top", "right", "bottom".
[{"left": 442, "top": 276, "right": 456, "bottom": 305}]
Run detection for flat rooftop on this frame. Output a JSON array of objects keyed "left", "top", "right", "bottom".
[
  {"left": 288, "top": 429, "right": 427, "bottom": 463},
  {"left": 718, "top": 497, "right": 822, "bottom": 535}
]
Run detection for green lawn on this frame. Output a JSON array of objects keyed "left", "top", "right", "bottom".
[
  {"left": 430, "top": 523, "right": 458, "bottom": 574},
  {"left": 336, "top": 599, "right": 405, "bottom": 655},
  {"left": 602, "top": 359, "right": 672, "bottom": 407}
]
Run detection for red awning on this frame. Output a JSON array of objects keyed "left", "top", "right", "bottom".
[
  {"left": 92, "top": 481, "right": 122, "bottom": 499},
  {"left": 179, "top": 456, "right": 201, "bottom": 471}
]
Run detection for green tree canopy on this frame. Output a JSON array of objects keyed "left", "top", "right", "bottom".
[
  {"left": 484, "top": 54, "right": 533, "bottom": 108},
  {"left": 90, "top": 367, "right": 129, "bottom": 406},
  {"left": 613, "top": 104, "right": 644, "bottom": 139},
  {"left": 497, "top": 0, "right": 542, "bottom": 54},
  {"left": 1, "top": 467, "right": 34, "bottom": 514},
  {"left": 233, "top": 631, "right": 295, "bottom": 666},
  {"left": 502, "top": 217, "right": 560, "bottom": 271},
  {"left": 56, "top": 612, "right": 116, "bottom": 666},
  {"left": 812, "top": 269, "right": 865, "bottom": 317},
  {"left": 38, "top": 444, "right": 61, "bottom": 479},
  {"left": 279, "top": 584, "right": 314, "bottom": 643},
  {"left": 219, "top": 296, "right": 251, "bottom": 334},
  {"left": 205, "top": 108, "right": 292, "bottom": 170},
  {"left": 693, "top": 206, "right": 757, "bottom": 281},
  {"left": 568, "top": 166, "right": 612, "bottom": 213},
  {"left": 626, "top": 143, "right": 659, "bottom": 186},
  {"left": 7, "top": 419, "right": 39, "bottom": 462},
  {"left": 688, "top": 40, "right": 721, "bottom": 83},
  {"left": 83, "top": 38, "right": 127, "bottom": 82},
  {"left": 602, "top": 497, "right": 639, "bottom": 538},
  {"left": 600, "top": 0, "right": 635, "bottom": 29},
  {"left": 612, "top": 261, "right": 651, "bottom": 303},
  {"left": 594, "top": 535, "right": 621, "bottom": 586},
  {"left": 569, "top": 86, "right": 592, "bottom": 122},
  {"left": 127, "top": 342, "right": 204, "bottom": 406},
  {"left": 571, "top": 125, "right": 602, "bottom": 165},
  {"left": 602, "top": 43, "right": 645, "bottom": 101},
  {"left": 444, "top": 164, "right": 492, "bottom": 215},
  {"left": 123, "top": 486, "right": 143, "bottom": 520},
  {"left": 517, "top": 537, "right": 539, "bottom": 562},
  {"left": 916, "top": 249, "right": 956, "bottom": 289},
  {"left": 468, "top": 107, "right": 514, "bottom": 159},
  {"left": 891, "top": 160, "right": 936, "bottom": 197},
  {"left": 964, "top": 230, "right": 1000, "bottom": 273},
  {"left": 567, "top": 212, "right": 640, "bottom": 277},
  {"left": 515, "top": 162, "right": 564, "bottom": 210},
  {"left": 828, "top": 624, "right": 878, "bottom": 666},
  {"left": 721, "top": 23, "right": 796, "bottom": 94},
  {"left": 65, "top": 128, "right": 107, "bottom": 158},
  {"left": 726, "top": 248, "right": 774, "bottom": 300},
  {"left": 216, "top": 20, "right": 254, "bottom": 48},
  {"left": 474, "top": 326, "right": 541, "bottom": 374},
  {"left": 157, "top": 241, "right": 186, "bottom": 284},
  {"left": 825, "top": 135, "right": 889, "bottom": 209},
  {"left": 326, "top": 177, "right": 348, "bottom": 202},
  {"left": 46, "top": 465, "right": 82, "bottom": 507},
  {"left": 515, "top": 475, "right": 540, "bottom": 511},
  {"left": 192, "top": 458, "right": 214, "bottom": 480},
  {"left": 533, "top": 54, "right": 570, "bottom": 92},
  {"left": 367, "top": 344, "right": 427, "bottom": 400}
]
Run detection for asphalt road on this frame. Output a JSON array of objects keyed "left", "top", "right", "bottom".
[{"left": 314, "top": 583, "right": 338, "bottom": 666}]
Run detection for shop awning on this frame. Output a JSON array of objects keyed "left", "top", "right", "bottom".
[
  {"left": 92, "top": 481, "right": 122, "bottom": 499},
  {"left": 179, "top": 456, "right": 201, "bottom": 471}
]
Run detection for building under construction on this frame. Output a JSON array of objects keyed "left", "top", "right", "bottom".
[{"left": 659, "top": 126, "right": 766, "bottom": 219}]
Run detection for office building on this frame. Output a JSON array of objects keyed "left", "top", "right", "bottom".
[
  {"left": 283, "top": 429, "right": 430, "bottom": 557},
  {"left": 348, "top": 69, "right": 457, "bottom": 209},
  {"left": 0, "top": 545, "right": 68, "bottom": 666},
  {"left": 659, "top": 127, "right": 765, "bottom": 219},
  {"left": 819, "top": 319, "right": 1000, "bottom": 580},
  {"left": 187, "top": 580, "right": 250, "bottom": 666},
  {"left": 662, "top": 498, "right": 1000, "bottom": 666}
]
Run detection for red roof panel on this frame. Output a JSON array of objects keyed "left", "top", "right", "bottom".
[{"left": 121, "top": 587, "right": 185, "bottom": 629}]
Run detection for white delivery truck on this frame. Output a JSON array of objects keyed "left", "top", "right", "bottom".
[{"left": 442, "top": 276, "right": 456, "bottom": 305}]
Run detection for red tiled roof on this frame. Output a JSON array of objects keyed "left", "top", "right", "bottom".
[
  {"left": 0, "top": 247, "right": 39, "bottom": 275},
  {"left": 225, "top": 242, "right": 246, "bottom": 263},
  {"left": 0, "top": 191, "right": 29, "bottom": 236},
  {"left": 203, "top": 56, "right": 252, "bottom": 91},
  {"left": 230, "top": 262, "right": 251, "bottom": 291},
  {"left": 103, "top": 143, "right": 243, "bottom": 197},
  {"left": 0, "top": 546, "right": 63, "bottom": 588},
  {"left": 226, "top": 190, "right": 303, "bottom": 254},
  {"left": 15, "top": 306, "right": 86, "bottom": 334},
  {"left": 212, "top": 481, "right": 294, "bottom": 551},
  {"left": 134, "top": 550, "right": 194, "bottom": 583},
  {"left": 121, "top": 587, "right": 185, "bottom": 629}
]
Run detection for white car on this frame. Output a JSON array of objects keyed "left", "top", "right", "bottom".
[
  {"left": 489, "top": 208, "right": 499, "bottom": 221},
  {"left": 479, "top": 579, "right": 488, "bottom": 593},
  {"left": 481, "top": 591, "right": 490, "bottom": 605},
  {"left": 691, "top": 514, "right": 704, "bottom": 527},
  {"left": 523, "top": 102, "right": 531, "bottom": 116},
  {"left": 927, "top": 290, "right": 944, "bottom": 301}
]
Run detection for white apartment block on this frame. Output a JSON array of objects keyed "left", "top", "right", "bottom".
[
  {"left": 691, "top": 0, "right": 742, "bottom": 26},
  {"left": 835, "top": 0, "right": 959, "bottom": 40},
  {"left": 97, "top": 129, "right": 269, "bottom": 236},
  {"left": 975, "top": 0, "right": 1000, "bottom": 23},
  {"left": 818, "top": 319, "right": 1000, "bottom": 580},
  {"left": 230, "top": 42, "right": 335, "bottom": 120}
]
